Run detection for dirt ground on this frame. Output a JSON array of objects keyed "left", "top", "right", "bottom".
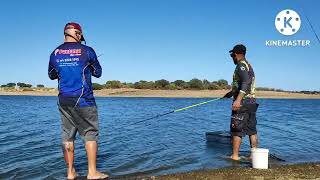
[{"left": 117, "top": 162, "right": 320, "bottom": 180}]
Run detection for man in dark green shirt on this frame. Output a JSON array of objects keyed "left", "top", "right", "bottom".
[{"left": 224, "top": 44, "right": 259, "bottom": 161}]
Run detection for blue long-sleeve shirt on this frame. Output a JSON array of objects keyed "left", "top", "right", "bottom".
[{"left": 48, "top": 42, "right": 102, "bottom": 107}]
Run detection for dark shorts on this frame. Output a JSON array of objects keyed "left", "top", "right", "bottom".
[
  {"left": 58, "top": 105, "right": 99, "bottom": 143},
  {"left": 230, "top": 99, "right": 258, "bottom": 137}
]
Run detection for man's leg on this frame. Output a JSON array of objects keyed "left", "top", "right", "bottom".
[
  {"left": 248, "top": 110, "right": 258, "bottom": 149},
  {"left": 59, "top": 105, "right": 78, "bottom": 179},
  {"left": 77, "top": 106, "right": 108, "bottom": 179},
  {"left": 230, "top": 108, "right": 246, "bottom": 161},
  {"left": 249, "top": 134, "right": 258, "bottom": 148},
  {"left": 231, "top": 136, "right": 242, "bottom": 160},
  {"left": 85, "top": 141, "right": 108, "bottom": 179},
  {"left": 246, "top": 101, "right": 258, "bottom": 149},
  {"left": 63, "top": 141, "right": 77, "bottom": 179}
]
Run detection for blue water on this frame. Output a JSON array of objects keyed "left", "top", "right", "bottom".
[{"left": 0, "top": 96, "right": 320, "bottom": 179}]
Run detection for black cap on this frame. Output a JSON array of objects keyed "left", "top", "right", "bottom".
[{"left": 229, "top": 44, "right": 246, "bottom": 55}]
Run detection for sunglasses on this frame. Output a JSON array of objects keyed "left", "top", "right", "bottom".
[
  {"left": 75, "top": 31, "right": 82, "bottom": 35},
  {"left": 230, "top": 53, "right": 236, "bottom": 58},
  {"left": 65, "top": 26, "right": 82, "bottom": 34}
]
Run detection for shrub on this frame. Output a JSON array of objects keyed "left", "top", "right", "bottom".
[
  {"left": 134, "top": 81, "right": 155, "bottom": 89},
  {"left": 93, "top": 83, "right": 104, "bottom": 90},
  {"left": 217, "top": 79, "right": 228, "bottom": 89},
  {"left": 173, "top": 80, "right": 185, "bottom": 87},
  {"left": 208, "top": 83, "right": 221, "bottom": 90},
  {"left": 166, "top": 83, "right": 177, "bottom": 90},
  {"left": 17, "top": 82, "right": 32, "bottom": 88},
  {"left": 22, "top": 88, "right": 34, "bottom": 91},
  {"left": 188, "top": 78, "right": 203, "bottom": 89},
  {"left": 105, "top": 80, "right": 122, "bottom": 89},
  {"left": 155, "top": 79, "right": 170, "bottom": 89},
  {"left": 7, "top": 83, "right": 16, "bottom": 87}
]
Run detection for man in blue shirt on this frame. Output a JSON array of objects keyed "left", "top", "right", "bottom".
[{"left": 48, "top": 22, "right": 108, "bottom": 179}]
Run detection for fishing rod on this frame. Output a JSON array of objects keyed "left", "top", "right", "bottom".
[
  {"left": 130, "top": 97, "right": 223, "bottom": 126},
  {"left": 298, "top": 2, "right": 320, "bottom": 45},
  {"left": 304, "top": 13, "right": 320, "bottom": 45}
]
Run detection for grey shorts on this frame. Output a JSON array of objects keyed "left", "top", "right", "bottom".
[
  {"left": 58, "top": 105, "right": 99, "bottom": 143},
  {"left": 230, "top": 99, "right": 258, "bottom": 137}
]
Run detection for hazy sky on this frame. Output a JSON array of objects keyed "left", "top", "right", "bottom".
[{"left": 0, "top": 0, "right": 319, "bottom": 91}]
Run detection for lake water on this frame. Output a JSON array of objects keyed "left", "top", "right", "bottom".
[{"left": 0, "top": 96, "right": 320, "bottom": 179}]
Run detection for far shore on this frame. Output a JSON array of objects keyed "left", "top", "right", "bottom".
[{"left": 1, "top": 88, "right": 320, "bottom": 99}]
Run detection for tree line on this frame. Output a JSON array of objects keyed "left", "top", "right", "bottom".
[
  {"left": 1, "top": 81, "right": 319, "bottom": 94},
  {"left": 1, "top": 83, "right": 44, "bottom": 88},
  {"left": 92, "top": 79, "right": 230, "bottom": 90},
  {"left": 0, "top": 79, "right": 230, "bottom": 90}
]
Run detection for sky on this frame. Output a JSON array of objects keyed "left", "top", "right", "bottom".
[{"left": 0, "top": 0, "right": 319, "bottom": 91}]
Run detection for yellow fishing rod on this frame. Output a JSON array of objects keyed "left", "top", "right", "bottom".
[{"left": 131, "top": 97, "right": 223, "bottom": 125}]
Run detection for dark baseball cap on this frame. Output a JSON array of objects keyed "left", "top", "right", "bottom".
[{"left": 229, "top": 44, "right": 246, "bottom": 54}]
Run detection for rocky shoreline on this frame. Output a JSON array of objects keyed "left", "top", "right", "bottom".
[{"left": 120, "top": 162, "right": 320, "bottom": 180}]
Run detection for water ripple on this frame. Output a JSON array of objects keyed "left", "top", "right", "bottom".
[{"left": 0, "top": 96, "right": 319, "bottom": 178}]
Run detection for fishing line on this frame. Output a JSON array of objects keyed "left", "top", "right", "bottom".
[{"left": 130, "top": 97, "right": 223, "bottom": 126}]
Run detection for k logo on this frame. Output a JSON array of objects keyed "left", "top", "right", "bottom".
[{"left": 275, "top": 9, "right": 301, "bottom": 36}]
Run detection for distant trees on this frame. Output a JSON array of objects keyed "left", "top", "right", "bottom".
[
  {"left": 299, "top": 91, "right": 320, "bottom": 94},
  {"left": 92, "top": 83, "right": 104, "bottom": 90},
  {"left": 122, "top": 82, "right": 134, "bottom": 88},
  {"left": 90, "top": 78, "right": 230, "bottom": 90},
  {"left": 254, "top": 87, "right": 320, "bottom": 94},
  {"left": 256, "top": 87, "right": 284, "bottom": 92},
  {"left": 155, "top": 79, "right": 170, "bottom": 89},
  {"left": 1, "top": 79, "right": 231, "bottom": 91},
  {"left": 173, "top": 80, "right": 185, "bottom": 87},
  {"left": 0, "top": 82, "right": 36, "bottom": 91},
  {"left": 0, "top": 82, "right": 33, "bottom": 88},
  {"left": 7, "top": 83, "right": 16, "bottom": 87},
  {"left": 3, "top": 80, "right": 315, "bottom": 93},
  {"left": 1, "top": 83, "right": 16, "bottom": 88},
  {"left": 105, "top": 80, "right": 122, "bottom": 89},
  {"left": 208, "top": 83, "right": 221, "bottom": 90},
  {"left": 217, "top": 79, "right": 228, "bottom": 88},
  {"left": 134, "top": 81, "right": 155, "bottom": 89},
  {"left": 189, "top": 78, "right": 204, "bottom": 89},
  {"left": 202, "top": 79, "right": 210, "bottom": 89},
  {"left": 17, "top": 82, "right": 32, "bottom": 88}
]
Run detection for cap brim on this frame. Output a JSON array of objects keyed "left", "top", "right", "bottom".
[{"left": 229, "top": 50, "right": 234, "bottom": 53}]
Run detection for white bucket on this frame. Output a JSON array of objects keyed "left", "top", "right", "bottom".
[{"left": 251, "top": 148, "right": 269, "bottom": 169}]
